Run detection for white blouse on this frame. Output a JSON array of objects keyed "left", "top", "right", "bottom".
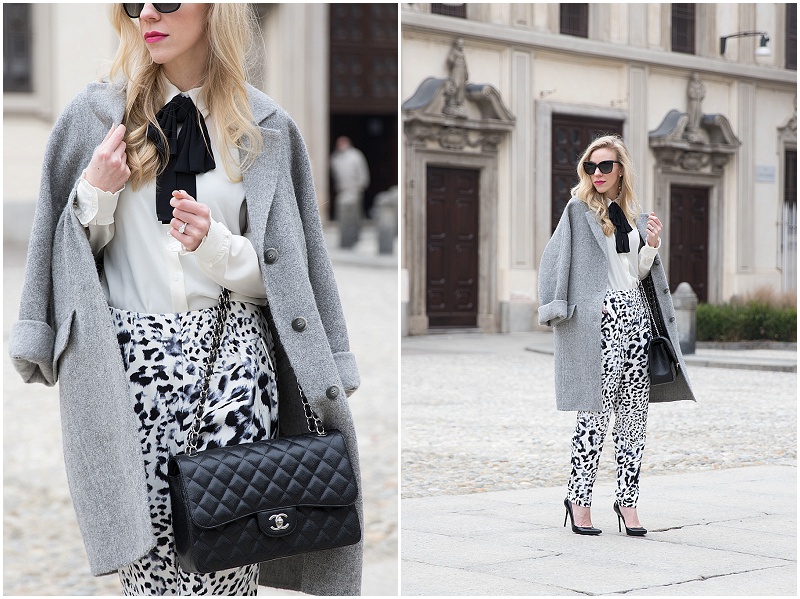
[
  {"left": 74, "top": 80, "right": 267, "bottom": 314},
  {"left": 604, "top": 202, "right": 660, "bottom": 291}
]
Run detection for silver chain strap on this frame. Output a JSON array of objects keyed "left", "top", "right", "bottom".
[
  {"left": 638, "top": 280, "right": 660, "bottom": 338},
  {"left": 186, "top": 288, "right": 231, "bottom": 456},
  {"left": 300, "top": 383, "right": 326, "bottom": 436},
  {"left": 185, "top": 288, "right": 325, "bottom": 456}
]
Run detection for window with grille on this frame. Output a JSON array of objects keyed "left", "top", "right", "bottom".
[
  {"left": 560, "top": 4, "right": 588, "bottom": 38},
  {"left": 787, "top": 3, "right": 797, "bottom": 70},
  {"left": 431, "top": 4, "right": 466, "bottom": 19},
  {"left": 330, "top": 3, "right": 397, "bottom": 113},
  {"left": 4, "top": 3, "right": 32, "bottom": 92},
  {"left": 671, "top": 4, "right": 695, "bottom": 54}
]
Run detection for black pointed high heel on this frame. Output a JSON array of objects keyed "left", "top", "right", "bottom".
[
  {"left": 613, "top": 502, "right": 647, "bottom": 536},
  {"left": 563, "top": 498, "right": 601, "bottom": 535}
]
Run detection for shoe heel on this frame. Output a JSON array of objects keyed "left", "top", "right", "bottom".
[
  {"left": 617, "top": 513, "right": 622, "bottom": 532},
  {"left": 564, "top": 507, "right": 568, "bottom": 528}
]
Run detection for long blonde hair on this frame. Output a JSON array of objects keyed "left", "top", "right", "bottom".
[
  {"left": 108, "top": 4, "right": 263, "bottom": 189},
  {"left": 570, "top": 135, "right": 640, "bottom": 237}
]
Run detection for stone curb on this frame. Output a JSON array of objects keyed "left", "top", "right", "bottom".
[{"left": 525, "top": 345, "right": 797, "bottom": 373}]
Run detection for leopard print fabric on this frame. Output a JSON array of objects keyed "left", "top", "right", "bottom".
[
  {"left": 111, "top": 300, "right": 279, "bottom": 596},
  {"left": 567, "top": 288, "right": 651, "bottom": 509}
]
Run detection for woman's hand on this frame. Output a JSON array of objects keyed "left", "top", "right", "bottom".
[
  {"left": 168, "top": 189, "right": 211, "bottom": 251},
  {"left": 84, "top": 124, "right": 130, "bottom": 192},
  {"left": 646, "top": 212, "right": 662, "bottom": 248}
]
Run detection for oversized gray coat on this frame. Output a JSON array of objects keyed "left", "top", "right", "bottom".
[
  {"left": 9, "top": 81, "right": 364, "bottom": 595},
  {"left": 538, "top": 197, "right": 696, "bottom": 411}
]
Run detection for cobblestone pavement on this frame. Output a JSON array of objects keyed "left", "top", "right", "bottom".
[
  {"left": 3, "top": 237, "right": 398, "bottom": 595},
  {"left": 402, "top": 333, "right": 797, "bottom": 499}
]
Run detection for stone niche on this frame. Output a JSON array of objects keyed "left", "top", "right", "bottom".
[
  {"left": 402, "top": 38, "right": 515, "bottom": 335},
  {"left": 648, "top": 73, "right": 741, "bottom": 304},
  {"left": 403, "top": 77, "right": 516, "bottom": 153}
]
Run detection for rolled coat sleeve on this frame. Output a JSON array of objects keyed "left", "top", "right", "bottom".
[
  {"left": 538, "top": 207, "right": 574, "bottom": 327},
  {"left": 9, "top": 90, "right": 101, "bottom": 386}
]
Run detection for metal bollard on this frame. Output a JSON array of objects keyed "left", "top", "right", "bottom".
[{"left": 672, "top": 282, "right": 698, "bottom": 354}]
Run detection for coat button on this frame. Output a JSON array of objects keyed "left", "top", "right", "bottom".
[
  {"left": 663, "top": 288, "right": 669, "bottom": 294},
  {"left": 326, "top": 386, "right": 340, "bottom": 400},
  {"left": 654, "top": 258, "right": 660, "bottom": 265},
  {"left": 291, "top": 317, "right": 307, "bottom": 332},
  {"left": 265, "top": 248, "right": 278, "bottom": 264},
  {"left": 669, "top": 316, "right": 675, "bottom": 323}
]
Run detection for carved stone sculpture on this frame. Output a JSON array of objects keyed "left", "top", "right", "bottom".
[
  {"left": 443, "top": 38, "right": 468, "bottom": 118},
  {"left": 685, "top": 73, "right": 709, "bottom": 144}
]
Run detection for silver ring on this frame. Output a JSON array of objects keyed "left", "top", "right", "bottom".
[{"left": 178, "top": 222, "right": 187, "bottom": 234}]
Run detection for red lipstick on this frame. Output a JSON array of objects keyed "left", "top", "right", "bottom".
[{"left": 144, "top": 31, "right": 168, "bottom": 43}]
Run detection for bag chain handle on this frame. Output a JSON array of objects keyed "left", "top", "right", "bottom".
[
  {"left": 186, "top": 288, "right": 325, "bottom": 457},
  {"left": 638, "top": 279, "right": 660, "bottom": 339}
]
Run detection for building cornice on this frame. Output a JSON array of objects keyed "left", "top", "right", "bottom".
[{"left": 402, "top": 11, "right": 797, "bottom": 86}]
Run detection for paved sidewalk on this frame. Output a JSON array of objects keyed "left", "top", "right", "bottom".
[
  {"left": 403, "top": 465, "right": 796, "bottom": 595},
  {"left": 402, "top": 332, "right": 796, "bottom": 595}
]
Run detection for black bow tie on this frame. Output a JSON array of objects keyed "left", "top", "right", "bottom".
[
  {"left": 147, "top": 93, "right": 216, "bottom": 223},
  {"left": 608, "top": 201, "right": 633, "bottom": 253}
]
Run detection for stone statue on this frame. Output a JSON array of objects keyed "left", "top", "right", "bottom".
[
  {"left": 443, "top": 38, "right": 468, "bottom": 118},
  {"left": 685, "top": 73, "right": 709, "bottom": 144}
]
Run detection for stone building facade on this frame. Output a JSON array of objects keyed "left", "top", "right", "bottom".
[{"left": 401, "top": 3, "right": 797, "bottom": 335}]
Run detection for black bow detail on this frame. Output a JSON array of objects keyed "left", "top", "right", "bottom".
[
  {"left": 147, "top": 93, "right": 215, "bottom": 223},
  {"left": 608, "top": 201, "right": 633, "bottom": 253}
]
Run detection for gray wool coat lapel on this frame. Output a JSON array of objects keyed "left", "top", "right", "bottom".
[
  {"left": 585, "top": 210, "right": 610, "bottom": 261},
  {"left": 241, "top": 88, "right": 280, "bottom": 252}
]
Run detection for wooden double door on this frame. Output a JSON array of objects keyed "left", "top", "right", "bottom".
[
  {"left": 425, "top": 166, "right": 480, "bottom": 328},
  {"left": 551, "top": 115, "right": 623, "bottom": 231},
  {"left": 669, "top": 185, "right": 710, "bottom": 303}
]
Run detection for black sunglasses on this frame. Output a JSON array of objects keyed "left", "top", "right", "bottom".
[
  {"left": 123, "top": 3, "right": 181, "bottom": 19},
  {"left": 582, "top": 160, "right": 621, "bottom": 175}
]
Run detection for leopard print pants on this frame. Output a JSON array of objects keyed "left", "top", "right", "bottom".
[
  {"left": 567, "top": 288, "right": 651, "bottom": 509},
  {"left": 111, "top": 300, "right": 279, "bottom": 595}
]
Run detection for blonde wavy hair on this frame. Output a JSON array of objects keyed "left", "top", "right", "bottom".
[
  {"left": 571, "top": 135, "right": 640, "bottom": 237},
  {"left": 108, "top": 3, "right": 263, "bottom": 189}
]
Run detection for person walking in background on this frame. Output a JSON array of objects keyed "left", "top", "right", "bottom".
[
  {"left": 538, "top": 135, "right": 695, "bottom": 537},
  {"left": 9, "top": 3, "right": 362, "bottom": 595},
  {"left": 331, "top": 135, "right": 370, "bottom": 249}
]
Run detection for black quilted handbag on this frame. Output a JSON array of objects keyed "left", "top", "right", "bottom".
[
  {"left": 639, "top": 273, "right": 679, "bottom": 386},
  {"left": 167, "top": 289, "right": 361, "bottom": 574}
]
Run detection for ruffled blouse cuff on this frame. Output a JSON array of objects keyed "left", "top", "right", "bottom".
[
  {"left": 183, "top": 218, "right": 229, "bottom": 267},
  {"left": 75, "top": 173, "right": 123, "bottom": 226}
]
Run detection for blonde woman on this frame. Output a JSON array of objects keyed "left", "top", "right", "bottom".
[
  {"left": 538, "top": 135, "right": 695, "bottom": 537},
  {"left": 10, "top": 3, "right": 362, "bottom": 595}
]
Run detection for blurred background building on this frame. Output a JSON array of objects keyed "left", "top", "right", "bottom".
[
  {"left": 401, "top": 3, "right": 796, "bottom": 335},
  {"left": 3, "top": 2, "right": 398, "bottom": 245}
]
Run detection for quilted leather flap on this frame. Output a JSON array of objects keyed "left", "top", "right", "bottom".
[{"left": 168, "top": 430, "right": 358, "bottom": 530}]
